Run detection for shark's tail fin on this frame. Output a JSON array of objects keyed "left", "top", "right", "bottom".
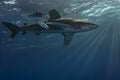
[{"left": 2, "top": 22, "right": 20, "bottom": 38}]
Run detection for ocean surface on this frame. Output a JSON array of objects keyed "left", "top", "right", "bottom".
[{"left": 0, "top": 0, "right": 120, "bottom": 80}]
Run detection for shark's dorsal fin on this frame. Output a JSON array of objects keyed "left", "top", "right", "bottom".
[
  {"left": 48, "top": 9, "right": 61, "bottom": 21},
  {"left": 62, "top": 33, "right": 74, "bottom": 45}
]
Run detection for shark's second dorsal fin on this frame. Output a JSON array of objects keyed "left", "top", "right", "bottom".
[
  {"left": 48, "top": 9, "right": 61, "bottom": 21},
  {"left": 62, "top": 33, "right": 74, "bottom": 45},
  {"left": 23, "top": 23, "right": 28, "bottom": 26}
]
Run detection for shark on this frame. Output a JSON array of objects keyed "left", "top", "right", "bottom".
[{"left": 2, "top": 9, "right": 98, "bottom": 45}]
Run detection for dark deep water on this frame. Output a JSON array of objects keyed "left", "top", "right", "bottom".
[{"left": 0, "top": 0, "right": 120, "bottom": 80}]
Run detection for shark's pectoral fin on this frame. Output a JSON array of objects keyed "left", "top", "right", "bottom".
[{"left": 62, "top": 33, "right": 74, "bottom": 46}]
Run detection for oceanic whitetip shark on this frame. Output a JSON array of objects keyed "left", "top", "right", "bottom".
[{"left": 2, "top": 9, "right": 98, "bottom": 45}]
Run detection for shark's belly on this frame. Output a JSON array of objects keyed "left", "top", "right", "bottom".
[
  {"left": 39, "top": 30, "right": 79, "bottom": 33},
  {"left": 39, "top": 28, "right": 95, "bottom": 33}
]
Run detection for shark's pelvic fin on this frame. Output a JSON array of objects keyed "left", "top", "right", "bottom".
[
  {"left": 34, "top": 31, "right": 41, "bottom": 35},
  {"left": 2, "top": 22, "right": 20, "bottom": 38},
  {"left": 62, "top": 33, "right": 74, "bottom": 45},
  {"left": 22, "top": 30, "right": 26, "bottom": 35},
  {"left": 48, "top": 9, "right": 61, "bottom": 21}
]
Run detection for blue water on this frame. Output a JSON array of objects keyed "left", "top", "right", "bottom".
[{"left": 0, "top": 0, "right": 120, "bottom": 80}]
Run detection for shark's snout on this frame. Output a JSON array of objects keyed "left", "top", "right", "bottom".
[
  {"left": 79, "top": 23, "right": 98, "bottom": 32},
  {"left": 90, "top": 24, "right": 98, "bottom": 29}
]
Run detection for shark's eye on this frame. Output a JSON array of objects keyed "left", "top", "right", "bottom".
[{"left": 79, "top": 26, "right": 81, "bottom": 29}]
